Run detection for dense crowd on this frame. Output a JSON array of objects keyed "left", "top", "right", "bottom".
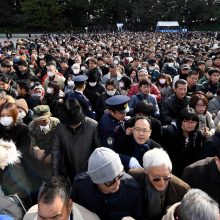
[{"left": 0, "top": 31, "right": 220, "bottom": 220}]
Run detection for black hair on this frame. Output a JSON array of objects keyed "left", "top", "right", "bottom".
[
  {"left": 106, "top": 79, "right": 117, "bottom": 88},
  {"left": 139, "top": 79, "right": 151, "bottom": 87},
  {"left": 38, "top": 176, "right": 71, "bottom": 204},
  {"left": 0, "top": 73, "right": 10, "bottom": 84},
  {"left": 133, "top": 115, "right": 152, "bottom": 129},
  {"left": 174, "top": 79, "right": 187, "bottom": 88},
  {"left": 134, "top": 100, "right": 154, "bottom": 116},
  {"left": 208, "top": 68, "right": 220, "bottom": 76},
  {"left": 17, "top": 80, "right": 31, "bottom": 92}
]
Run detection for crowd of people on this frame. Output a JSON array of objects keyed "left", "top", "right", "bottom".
[{"left": 0, "top": 31, "right": 220, "bottom": 219}]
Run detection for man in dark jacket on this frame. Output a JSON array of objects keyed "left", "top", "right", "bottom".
[
  {"left": 72, "top": 147, "right": 142, "bottom": 220},
  {"left": 161, "top": 79, "right": 190, "bottom": 125},
  {"left": 52, "top": 98, "right": 99, "bottom": 183},
  {"left": 129, "top": 148, "right": 190, "bottom": 220},
  {"left": 182, "top": 145, "right": 220, "bottom": 205}
]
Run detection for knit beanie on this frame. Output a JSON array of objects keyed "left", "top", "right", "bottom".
[
  {"left": 88, "top": 147, "right": 124, "bottom": 184},
  {"left": 15, "top": 98, "right": 28, "bottom": 114}
]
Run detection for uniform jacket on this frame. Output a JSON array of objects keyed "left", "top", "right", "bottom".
[
  {"left": 23, "top": 203, "right": 101, "bottom": 220},
  {"left": 129, "top": 169, "right": 190, "bottom": 220},
  {"left": 182, "top": 157, "right": 220, "bottom": 205},
  {"left": 160, "top": 94, "right": 190, "bottom": 125},
  {"left": 52, "top": 117, "right": 99, "bottom": 183},
  {"left": 72, "top": 172, "right": 143, "bottom": 220}
]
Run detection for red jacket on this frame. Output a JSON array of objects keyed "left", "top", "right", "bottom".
[{"left": 128, "top": 83, "right": 161, "bottom": 101}]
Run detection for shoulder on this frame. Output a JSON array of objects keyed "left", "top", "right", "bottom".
[
  {"left": 84, "top": 117, "right": 98, "bottom": 126},
  {"left": 121, "top": 173, "right": 140, "bottom": 190},
  {"left": 74, "top": 172, "right": 90, "bottom": 183},
  {"left": 23, "top": 204, "right": 38, "bottom": 220},
  {"left": 128, "top": 168, "right": 146, "bottom": 185},
  {"left": 170, "top": 174, "right": 190, "bottom": 190}
]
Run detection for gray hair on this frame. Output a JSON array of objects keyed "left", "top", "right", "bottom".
[
  {"left": 177, "top": 189, "right": 219, "bottom": 220},
  {"left": 143, "top": 148, "right": 172, "bottom": 171},
  {"left": 138, "top": 68, "right": 148, "bottom": 75}
]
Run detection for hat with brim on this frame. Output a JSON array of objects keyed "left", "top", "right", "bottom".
[
  {"left": 59, "top": 98, "right": 85, "bottom": 125},
  {"left": 33, "top": 105, "right": 51, "bottom": 121}
]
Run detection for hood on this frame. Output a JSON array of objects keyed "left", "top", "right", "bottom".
[{"left": 0, "top": 139, "right": 21, "bottom": 169}]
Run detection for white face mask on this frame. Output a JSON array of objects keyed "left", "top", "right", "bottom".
[
  {"left": 18, "top": 110, "right": 26, "bottom": 119},
  {"left": 39, "top": 55, "right": 44, "bottom": 59},
  {"left": 33, "top": 93, "right": 41, "bottom": 97},
  {"left": 0, "top": 116, "right": 13, "bottom": 126},
  {"left": 113, "top": 60, "right": 119, "bottom": 65},
  {"left": 47, "top": 71, "right": 55, "bottom": 77},
  {"left": 119, "top": 82, "right": 124, "bottom": 88},
  {"left": 81, "top": 66, "right": 86, "bottom": 71},
  {"left": 107, "top": 90, "right": 116, "bottom": 96},
  {"left": 159, "top": 79, "right": 166, "bottom": 84},
  {"left": 89, "top": 82, "right": 97, "bottom": 87},
  {"left": 47, "top": 87, "right": 54, "bottom": 94},
  {"left": 29, "top": 65, "right": 34, "bottom": 69},
  {"left": 40, "top": 123, "right": 50, "bottom": 133},
  {"left": 67, "top": 81, "right": 75, "bottom": 87},
  {"left": 167, "top": 63, "right": 174, "bottom": 68},
  {"left": 148, "top": 66, "right": 155, "bottom": 71},
  {"left": 73, "top": 69, "right": 80, "bottom": 74}
]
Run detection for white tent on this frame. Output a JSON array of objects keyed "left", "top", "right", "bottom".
[
  {"left": 156, "top": 21, "right": 179, "bottom": 32},
  {"left": 156, "top": 21, "right": 179, "bottom": 27}
]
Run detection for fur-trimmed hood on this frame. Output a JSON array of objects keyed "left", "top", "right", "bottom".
[{"left": 0, "top": 139, "right": 21, "bottom": 169}]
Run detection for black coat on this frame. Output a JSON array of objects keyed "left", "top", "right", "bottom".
[
  {"left": 72, "top": 172, "right": 143, "bottom": 220},
  {"left": 182, "top": 157, "right": 220, "bottom": 205},
  {"left": 160, "top": 94, "right": 190, "bottom": 125},
  {"left": 162, "top": 124, "right": 206, "bottom": 177}
]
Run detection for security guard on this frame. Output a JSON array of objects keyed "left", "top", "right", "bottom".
[
  {"left": 98, "top": 95, "right": 130, "bottom": 150},
  {"left": 67, "top": 75, "right": 95, "bottom": 119}
]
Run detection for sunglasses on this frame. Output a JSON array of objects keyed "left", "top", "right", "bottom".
[
  {"left": 104, "top": 171, "right": 124, "bottom": 187},
  {"left": 151, "top": 176, "right": 171, "bottom": 182}
]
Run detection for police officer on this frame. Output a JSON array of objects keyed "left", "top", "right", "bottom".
[
  {"left": 98, "top": 95, "right": 130, "bottom": 149},
  {"left": 67, "top": 75, "right": 95, "bottom": 119},
  {"left": 72, "top": 147, "right": 142, "bottom": 220}
]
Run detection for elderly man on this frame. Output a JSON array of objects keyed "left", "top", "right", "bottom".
[
  {"left": 52, "top": 98, "right": 99, "bottom": 183},
  {"left": 23, "top": 176, "right": 100, "bottom": 220},
  {"left": 72, "top": 147, "right": 142, "bottom": 220},
  {"left": 129, "top": 148, "right": 190, "bottom": 220},
  {"left": 162, "top": 189, "right": 220, "bottom": 220}
]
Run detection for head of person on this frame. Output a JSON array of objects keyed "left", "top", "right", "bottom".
[
  {"left": 1, "top": 61, "right": 12, "bottom": 74},
  {"left": 88, "top": 73, "right": 98, "bottom": 87},
  {"left": 33, "top": 105, "right": 51, "bottom": 131},
  {"left": 139, "top": 79, "right": 151, "bottom": 95},
  {"left": 32, "top": 84, "right": 45, "bottom": 99},
  {"left": 177, "top": 107, "right": 199, "bottom": 133},
  {"left": 0, "top": 74, "right": 11, "bottom": 91},
  {"left": 59, "top": 60, "right": 69, "bottom": 71},
  {"left": 88, "top": 147, "right": 124, "bottom": 194},
  {"left": 213, "top": 56, "right": 220, "bottom": 67},
  {"left": 208, "top": 68, "right": 220, "bottom": 84},
  {"left": 71, "top": 63, "right": 80, "bottom": 75},
  {"left": 189, "top": 93, "right": 208, "bottom": 114},
  {"left": 118, "top": 76, "right": 132, "bottom": 95},
  {"left": 105, "top": 79, "right": 117, "bottom": 96},
  {"left": 73, "top": 75, "right": 88, "bottom": 90},
  {"left": 206, "top": 58, "right": 213, "bottom": 67},
  {"left": 134, "top": 100, "right": 154, "bottom": 117},
  {"left": 88, "top": 58, "right": 98, "bottom": 70},
  {"left": 0, "top": 102, "right": 18, "bottom": 127},
  {"left": 156, "top": 74, "right": 169, "bottom": 87},
  {"left": 138, "top": 69, "right": 148, "bottom": 82},
  {"left": 17, "top": 80, "right": 31, "bottom": 96},
  {"left": 18, "top": 60, "right": 28, "bottom": 73},
  {"left": 176, "top": 189, "right": 220, "bottom": 220},
  {"left": 197, "top": 60, "right": 206, "bottom": 71},
  {"left": 15, "top": 98, "right": 28, "bottom": 120},
  {"left": 143, "top": 148, "right": 172, "bottom": 192},
  {"left": 174, "top": 79, "right": 188, "bottom": 100},
  {"left": 59, "top": 98, "right": 85, "bottom": 128},
  {"left": 180, "top": 64, "right": 190, "bottom": 75},
  {"left": 105, "top": 95, "right": 130, "bottom": 122},
  {"left": 186, "top": 71, "right": 199, "bottom": 87},
  {"left": 37, "top": 176, "right": 73, "bottom": 220},
  {"left": 39, "top": 59, "right": 46, "bottom": 68},
  {"left": 127, "top": 68, "right": 137, "bottom": 80},
  {"left": 47, "top": 81, "right": 60, "bottom": 96},
  {"left": 46, "top": 62, "right": 57, "bottom": 78},
  {"left": 109, "top": 64, "right": 117, "bottom": 77},
  {"left": 132, "top": 116, "right": 152, "bottom": 145}
]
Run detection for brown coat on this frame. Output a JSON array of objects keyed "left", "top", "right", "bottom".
[{"left": 129, "top": 168, "right": 190, "bottom": 219}]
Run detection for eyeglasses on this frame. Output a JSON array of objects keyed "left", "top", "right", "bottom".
[
  {"left": 150, "top": 175, "right": 171, "bottom": 182},
  {"left": 134, "top": 127, "right": 151, "bottom": 133},
  {"left": 196, "top": 104, "right": 206, "bottom": 108},
  {"left": 104, "top": 171, "right": 124, "bottom": 187}
]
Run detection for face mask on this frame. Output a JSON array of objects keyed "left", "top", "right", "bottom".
[
  {"left": 148, "top": 66, "right": 155, "bottom": 71},
  {"left": 107, "top": 90, "right": 116, "bottom": 96},
  {"left": 67, "top": 81, "right": 75, "bottom": 87},
  {"left": 113, "top": 60, "right": 119, "bottom": 65},
  {"left": 89, "top": 82, "right": 97, "bottom": 87},
  {"left": 47, "top": 87, "right": 54, "bottom": 94},
  {"left": 40, "top": 123, "right": 50, "bottom": 133},
  {"left": 81, "top": 66, "right": 86, "bottom": 71},
  {"left": 18, "top": 110, "right": 26, "bottom": 119},
  {"left": 31, "top": 82, "right": 35, "bottom": 87},
  {"left": 159, "top": 79, "right": 166, "bottom": 84},
  {"left": 29, "top": 64, "right": 34, "bottom": 69},
  {"left": 73, "top": 69, "right": 80, "bottom": 74},
  {"left": 0, "top": 116, "right": 13, "bottom": 126},
  {"left": 39, "top": 55, "right": 44, "bottom": 59},
  {"left": 47, "top": 71, "right": 54, "bottom": 77},
  {"left": 97, "top": 54, "right": 102, "bottom": 57},
  {"left": 167, "top": 63, "right": 174, "bottom": 68},
  {"left": 119, "top": 82, "right": 124, "bottom": 88}
]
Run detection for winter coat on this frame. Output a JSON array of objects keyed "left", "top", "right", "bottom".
[{"left": 52, "top": 117, "right": 99, "bottom": 183}]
